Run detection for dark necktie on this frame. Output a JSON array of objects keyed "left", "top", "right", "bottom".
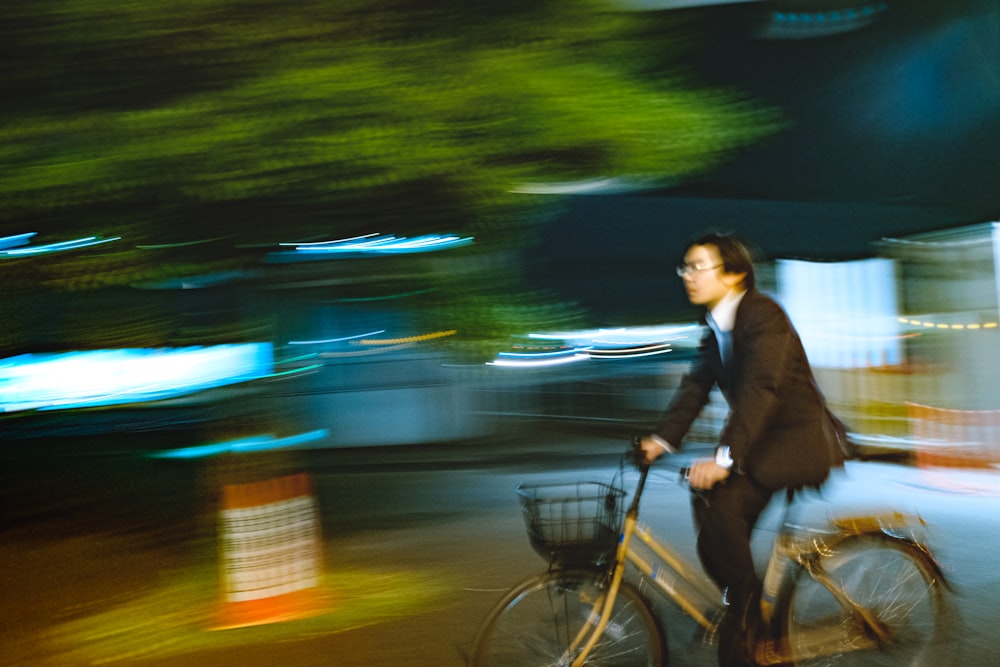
[{"left": 716, "top": 329, "right": 733, "bottom": 369}]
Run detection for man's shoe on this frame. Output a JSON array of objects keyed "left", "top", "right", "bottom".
[
  {"left": 740, "top": 591, "right": 763, "bottom": 663},
  {"left": 755, "top": 637, "right": 788, "bottom": 666}
]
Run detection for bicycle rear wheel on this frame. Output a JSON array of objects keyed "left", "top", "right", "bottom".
[
  {"left": 469, "top": 568, "right": 665, "bottom": 666},
  {"left": 782, "top": 534, "right": 945, "bottom": 667}
]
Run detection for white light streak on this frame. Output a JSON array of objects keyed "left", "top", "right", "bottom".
[
  {"left": 288, "top": 331, "right": 386, "bottom": 345},
  {"left": 488, "top": 353, "right": 590, "bottom": 368}
]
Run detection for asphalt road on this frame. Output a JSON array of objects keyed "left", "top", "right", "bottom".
[{"left": 3, "top": 431, "right": 999, "bottom": 666}]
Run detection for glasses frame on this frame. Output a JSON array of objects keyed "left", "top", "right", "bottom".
[{"left": 676, "top": 262, "right": 724, "bottom": 278}]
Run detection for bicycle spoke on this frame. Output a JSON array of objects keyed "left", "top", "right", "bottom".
[
  {"left": 470, "top": 569, "right": 665, "bottom": 666},
  {"left": 782, "top": 535, "right": 944, "bottom": 667}
]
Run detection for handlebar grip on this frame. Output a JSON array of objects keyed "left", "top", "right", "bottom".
[{"left": 628, "top": 434, "right": 648, "bottom": 469}]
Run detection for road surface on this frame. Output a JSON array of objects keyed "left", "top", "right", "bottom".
[{"left": 3, "top": 432, "right": 998, "bottom": 665}]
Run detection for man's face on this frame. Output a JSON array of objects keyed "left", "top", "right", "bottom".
[{"left": 680, "top": 244, "right": 744, "bottom": 310}]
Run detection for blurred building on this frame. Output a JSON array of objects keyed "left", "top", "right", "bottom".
[{"left": 776, "top": 221, "right": 1000, "bottom": 464}]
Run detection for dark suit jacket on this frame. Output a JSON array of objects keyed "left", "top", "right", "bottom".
[{"left": 656, "top": 289, "right": 845, "bottom": 490}]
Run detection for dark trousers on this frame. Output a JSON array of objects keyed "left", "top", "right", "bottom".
[{"left": 692, "top": 474, "right": 774, "bottom": 666}]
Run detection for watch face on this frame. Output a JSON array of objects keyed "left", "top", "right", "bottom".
[{"left": 715, "top": 446, "right": 733, "bottom": 468}]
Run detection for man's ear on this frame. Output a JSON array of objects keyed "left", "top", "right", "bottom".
[{"left": 722, "top": 271, "right": 748, "bottom": 289}]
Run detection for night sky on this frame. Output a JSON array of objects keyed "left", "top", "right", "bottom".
[{"left": 531, "top": 0, "right": 1000, "bottom": 321}]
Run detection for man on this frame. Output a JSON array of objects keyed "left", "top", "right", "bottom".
[{"left": 638, "top": 232, "right": 846, "bottom": 666}]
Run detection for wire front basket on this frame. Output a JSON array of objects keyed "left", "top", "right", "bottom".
[{"left": 517, "top": 481, "right": 625, "bottom": 567}]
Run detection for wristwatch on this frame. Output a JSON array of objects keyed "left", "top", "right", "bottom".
[{"left": 715, "top": 445, "right": 734, "bottom": 470}]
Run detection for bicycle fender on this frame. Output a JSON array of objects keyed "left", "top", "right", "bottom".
[{"left": 830, "top": 516, "right": 950, "bottom": 589}]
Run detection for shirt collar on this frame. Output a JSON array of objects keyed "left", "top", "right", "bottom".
[{"left": 707, "top": 289, "right": 747, "bottom": 333}]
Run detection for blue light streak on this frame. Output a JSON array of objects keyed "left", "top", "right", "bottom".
[
  {"left": 0, "top": 235, "right": 121, "bottom": 258},
  {"left": 268, "top": 233, "right": 473, "bottom": 262},
  {"left": 0, "top": 233, "right": 36, "bottom": 250},
  {"left": 151, "top": 429, "right": 329, "bottom": 459},
  {"left": 0, "top": 344, "right": 273, "bottom": 413},
  {"left": 288, "top": 330, "right": 386, "bottom": 345}
]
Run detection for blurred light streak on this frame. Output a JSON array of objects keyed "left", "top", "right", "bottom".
[
  {"left": 319, "top": 345, "right": 414, "bottom": 358},
  {"left": 289, "top": 331, "right": 386, "bottom": 345},
  {"left": 333, "top": 288, "right": 435, "bottom": 303},
  {"left": 300, "top": 330, "right": 457, "bottom": 358},
  {"left": 287, "top": 233, "right": 379, "bottom": 246},
  {"left": 265, "top": 364, "right": 323, "bottom": 379},
  {"left": 267, "top": 234, "right": 472, "bottom": 262},
  {"left": 488, "top": 352, "right": 590, "bottom": 368},
  {"left": 498, "top": 348, "right": 585, "bottom": 360},
  {"left": 357, "top": 330, "right": 457, "bottom": 346},
  {"left": 899, "top": 318, "right": 999, "bottom": 330},
  {"left": 587, "top": 343, "right": 673, "bottom": 359},
  {"left": 0, "top": 235, "right": 121, "bottom": 258},
  {"left": 489, "top": 343, "right": 674, "bottom": 366},
  {"left": 528, "top": 324, "right": 701, "bottom": 348},
  {"left": 510, "top": 177, "right": 652, "bottom": 195},
  {"left": 764, "top": 2, "right": 888, "bottom": 36},
  {"left": 135, "top": 237, "right": 231, "bottom": 249},
  {"left": 487, "top": 324, "right": 699, "bottom": 367},
  {"left": 0, "top": 232, "right": 36, "bottom": 250},
  {"left": 150, "top": 429, "right": 329, "bottom": 459},
  {"left": 0, "top": 344, "right": 273, "bottom": 413}
]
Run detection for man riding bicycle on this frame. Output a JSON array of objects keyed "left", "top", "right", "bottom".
[{"left": 637, "top": 232, "right": 847, "bottom": 666}]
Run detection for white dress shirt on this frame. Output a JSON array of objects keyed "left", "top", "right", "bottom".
[{"left": 651, "top": 289, "right": 747, "bottom": 454}]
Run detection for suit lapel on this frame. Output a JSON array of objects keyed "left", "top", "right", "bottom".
[{"left": 719, "top": 290, "right": 756, "bottom": 391}]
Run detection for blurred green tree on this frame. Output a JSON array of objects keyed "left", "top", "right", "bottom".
[{"left": 0, "top": 0, "right": 781, "bottom": 354}]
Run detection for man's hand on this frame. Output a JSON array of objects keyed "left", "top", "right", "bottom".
[
  {"left": 637, "top": 436, "right": 668, "bottom": 466},
  {"left": 687, "top": 459, "right": 731, "bottom": 490}
]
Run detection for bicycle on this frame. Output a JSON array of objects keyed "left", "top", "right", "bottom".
[{"left": 469, "top": 441, "right": 950, "bottom": 666}]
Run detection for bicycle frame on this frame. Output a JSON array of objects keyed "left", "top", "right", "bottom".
[
  {"left": 562, "top": 464, "right": 946, "bottom": 667},
  {"left": 627, "top": 516, "right": 723, "bottom": 631},
  {"left": 564, "top": 464, "right": 723, "bottom": 666}
]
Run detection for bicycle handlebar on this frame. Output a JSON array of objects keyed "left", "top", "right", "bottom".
[
  {"left": 628, "top": 434, "right": 691, "bottom": 482},
  {"left": 626, "top": 436, "right": 693, "bottom": 513}
]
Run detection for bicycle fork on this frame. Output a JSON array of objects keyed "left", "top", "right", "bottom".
[
  {"left": 563, "top": 509, "right": 640, "bottom": 667},
  {"left": 561, "top": 462, "right": 658, "bottom": 666}
]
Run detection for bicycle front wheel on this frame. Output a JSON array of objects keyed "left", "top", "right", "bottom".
[
  {"left": 782, "top": 534, "right": 945, "bottom": 667},
  {"left": 469, "top": 568, "right": 665, "bottom": 666}
]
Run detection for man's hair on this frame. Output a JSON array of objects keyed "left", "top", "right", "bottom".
[{"left": 691, "top": 232, "right": 756, "bottom": 290}]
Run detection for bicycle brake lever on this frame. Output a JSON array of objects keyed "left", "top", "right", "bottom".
[{"left": 627, "top": 434, "right": 648, "bottom": 470}]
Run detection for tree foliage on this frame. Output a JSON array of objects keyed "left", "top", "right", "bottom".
[{"left": 0, "top": 0, "right": 781, "bottom": 349}]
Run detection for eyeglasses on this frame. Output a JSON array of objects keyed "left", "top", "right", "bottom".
[{"left": 676, "top": 262, "right": 723, "bottom": 277}]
